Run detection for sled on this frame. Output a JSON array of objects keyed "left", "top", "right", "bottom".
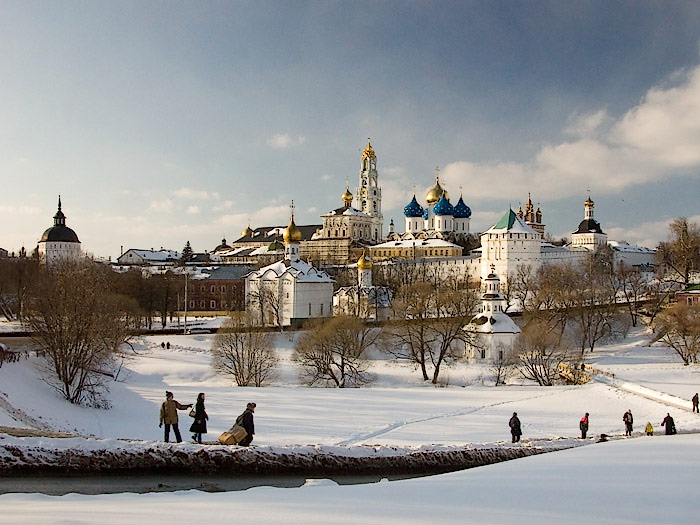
[{"left": 218, "top": 424, "right": 247, "bottom": 445}]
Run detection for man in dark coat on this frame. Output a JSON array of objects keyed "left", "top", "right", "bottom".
[
  {"left": 238, "top": 402, "right": 256, "bottom": 446},
  {"left": 661, "top": 413, "right": 676, "bottom": 435},
  {"left": 623, "top": 409, "right": 633, "bottom": 436},
  {"left": 692, "top": 393, "right": 699, "bottom": 413},
  {"left": 509, "top": 412, "right": 522, "bottom": 443},
  {"left": 580, "top": 412, "right": 589, "bottom": 439}
]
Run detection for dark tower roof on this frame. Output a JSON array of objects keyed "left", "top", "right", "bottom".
[
  {"left": 39, "top": 196, "right": 80, "bottom": 243},
  {"left": 573, "top": 218, "right": 604, "bottom": 235}
]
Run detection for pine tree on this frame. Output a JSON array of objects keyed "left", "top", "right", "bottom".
[{"left": 180, "top": 241, "right": 193, "bottom": 265}]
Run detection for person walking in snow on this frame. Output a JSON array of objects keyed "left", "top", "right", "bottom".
[
  {"left": 645, "top": 422, "right": 654, "bottom": 436},
  {"left": 189, "top": 392, "right": 208, "bottom": 444},
  {"left": 692, "top": 393, "right": 699, "bottom": 413},
  {"left": 159, "top": 391, "right": 192, "bottom": 443},
  {"left": 623, "top": 409, "right": 633, "bottom": 436},
  {"left": 509, "top": 412, "right": 522, "bottom": 443},
  {"left": 236, "top": 402, "right": 256, "bottom": 446},
  {"left": 661, "top": 413, "right": 676, "bottom": 435},
  {"left": 580, "top": 412, "right": 589, "bottom": 439}
]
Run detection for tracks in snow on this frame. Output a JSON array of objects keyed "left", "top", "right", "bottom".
[{"left": 336, "top": 387, "right": 579, "bottom": 446}]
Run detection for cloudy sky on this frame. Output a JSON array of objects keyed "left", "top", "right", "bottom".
[{"left": 2, "top": 1, "right": 700, "bottom": 258}]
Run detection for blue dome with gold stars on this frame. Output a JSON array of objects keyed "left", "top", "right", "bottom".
[{"left": 403, "top": 194, "right": 424, "bottom": 218}]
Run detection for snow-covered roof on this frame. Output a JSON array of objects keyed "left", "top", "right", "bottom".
[
  {"left": 484, "top": 209, "right": 538, "bottom": 235},
  {"left": 373, "top": 238, "right": 462, "bottom": 249},
  {"left": 119, "top": 249, "right": 181, "bottom": 262},
  {"left": 608, "top": 241, "right": 655, "bottom": 254},
  {"left": 322, "top": 206, "right": 371, "bottom": 218},
  {"left": 468, "top": 312, "right": 521, "bottom": 334},
  {"left": 248, "top": 258, "right": 333, "bottom": 283}
]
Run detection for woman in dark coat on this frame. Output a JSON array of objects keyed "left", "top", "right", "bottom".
[
  {"left": 189, "top": 392, "right": 208, "bottom": 443},
  {"left": 509, "top": 412, "right": 522, "bottom": 443},
  {"left": 661, "top": 413, "right": 676, "bottom": 435}
]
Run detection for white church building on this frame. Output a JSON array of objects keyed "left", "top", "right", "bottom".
[
  {"left": 37, "top": 197, "right": 81, "bottom": 265},
  {"left": 245, "top": 211, "right": 334, "bottom": 327},
  {"left": 465, "top": 266, "right": 521, "bottom": 363}
]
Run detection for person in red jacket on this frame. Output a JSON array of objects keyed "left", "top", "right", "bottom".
[{"left": 580, "top": 412, "right": 589, "bottom": 439}]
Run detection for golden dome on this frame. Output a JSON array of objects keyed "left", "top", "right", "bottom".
[
  {"left": 283, "top": 215, "right": 302, "bottom": 243},
  {"left": 357, "top": 252, "right": 372, "bottom": 270},
  {"left": 362, "top": 139, "right": 376, "bottom": 160},
  {"left": 341, "top": 185, "right": 353, "bottom": 205},
  {"left": 426, "top": 176, "right": 449, "bottom": 205},
  {"left": 585, "top": 196, "right": 595, "bottom": 207},
  {"left": 241, "top": 223, "right": 253, "bottom": 237}
]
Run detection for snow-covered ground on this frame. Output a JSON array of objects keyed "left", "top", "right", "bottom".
[{"left": 0, "top": 325, "right": 699, "bottom": 523}]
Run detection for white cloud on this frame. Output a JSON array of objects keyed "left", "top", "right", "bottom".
[
  {"left": 267, "top": 133, "right": 307, "bottom": 149},
  {"left": 173, "top": 188, "right": 219, "bottom": 200},
  {"left": 564, "top": 109, "right": 611, "bottom": 138},
  {"left": 442, "top": 63, "right": 700, "bottom": 201},
  {"left": 212, "top": 200, "right": 234, "bottom": 212},
  {"left": 605, "top": 214, "right": 700, "bottom": 249},
  {"left": 186, "top": 205, "right": 200, "bottom": 215},
  {"left": 0, "top": 205, "right": 41, "bottom": 215},
  {"left": 321, "top": 174, "right": 333, "bottom": 181},
  {"left": 149, "top": 200, "right": 174, "bottom": 213}
]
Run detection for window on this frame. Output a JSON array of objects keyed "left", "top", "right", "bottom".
[
  {"left": 199, "top": 300, "right": 205, "bottom": 308},
  {"left": 221, "top": 286, "right": 226, "bottom": 292},
  {"left": 308, "top": 303, "right": 312, "bottom": 315},
  {"left": 210, "top": 285, "right": 215, "bottom": 293},
  {"left": 320, "top": 304, "right": 323, "bottom": 315},
  {"left": 189, "top": 300, "right": 195, "bottom": 309},
  {"left": 210, "top": 300, "right": 216, "bottom": 309},
  {"left": 480, "top": 349, "right": 486, "bottom": 359}
]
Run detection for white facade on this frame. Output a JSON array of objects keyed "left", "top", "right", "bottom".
[
  {"left": 356, "top": 140, "right": 383, "bottom": 241},
  {"left": 37, "top": 197, "right": 81, "bottom": 265},
  {"left": 245, "top": 215, "right": 334, "bottom": 327},
  {"left": 116, "top": 248, "right": 181, "bottom": 266},
  {"left": 466, "top": 268, "right": 521, "bottom": 363},
  {"left": 479, "top": 209, "right": 542, "bottom": 282}
]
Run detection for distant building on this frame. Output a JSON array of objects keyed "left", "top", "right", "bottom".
[
  {"left": 465, "top": 267, "right": 521, "bottom": 363},
  {"left": 370, "top": 237, "right": 464, "bottom": 261},
  {"left": 676, "top": 283, "right": 700, "bottom": 306},
  {"left": 388, "top": 168, "right": 472, "bottom": 245},
  {"left": 570, "top": 193, "right": 608, "bottom": 251},
  {"left": 187, "top": 266, "right": 249, "bottom": 312},
  {"left": 117, "top": 248, "right": 181, "bottom": 266},
  {"left": 245, "top": 212, "right": 334, "bottom": 327},
  {"left": 333, "top": 253, "right": 392, "bottom": 320},
  {"left": 479, "top": 209, "right": 542, "bottom": 281},
  {"left": 515, "top": 193, "right": 545, "bottom": 235},
  {"left": 0, "top": 248, "right": 7, "bottom": 258},
  {"left": 37, "top": 196, "right": 81, "bottom": 264}
]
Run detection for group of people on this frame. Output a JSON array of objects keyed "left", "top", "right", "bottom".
[
  {"left": 158, "top": 391, "right": 256, "bottom": 446},
  {"left": 508, "top": 409, "right": 684, "bottom": 443},
  {"left": 159, "top": 390, "right": 697, "bottom": 446}
]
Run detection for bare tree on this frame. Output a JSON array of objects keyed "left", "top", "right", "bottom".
[
  {"left": 382, "top": 282, "right": 437, "bottom": 381},
  {"left": 293, "top": 316, "right": 377, "bottom": 387},
  {"left": 383, "top": 280, "right": 478, "bottom": 384},
  {"left": 656, "top": 218, "right": 700, "bottom": 287},
  {"left": 426, "top": 286, "right": 480, "bottom": 384},
  {"left": 617, "top": 261, "right": 647, "bottom": 327},
  {"left": 211, "top": 312, "right": 277, "bottom": 386},
  {"left": 490, "top": 342, "right": 515, "bottom": 385},
  {"left": 509, "top": 264, "right": 536, "bottom": 312},
  {"left": 25, "top": 261, "right": 129, "bottom": 406},
  {"left": 247, "top": 280, "right": 284, "bottom": 329},
  {"left": 653, "top": 302, "right": 700, "bottom": 365},
  {"left": 515, "top": 321, "right": 569, "bottom": 386}
]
